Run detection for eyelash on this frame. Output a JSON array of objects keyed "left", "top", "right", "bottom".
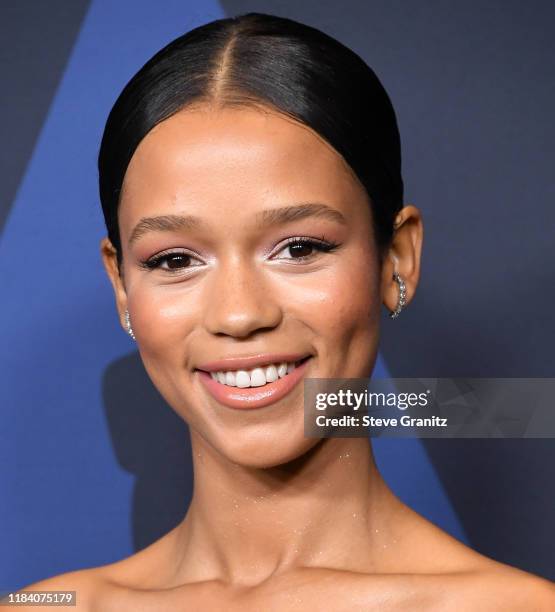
[{"left": 139, "top": 236, "right": 339, "bottom": 274}]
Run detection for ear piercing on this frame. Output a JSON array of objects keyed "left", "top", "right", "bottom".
[
  {"left": 389, "top": 272, "right": 406, "bottom": 319},
  {"left": 124, "top": 309, "right": 136, "bottom": 340}
]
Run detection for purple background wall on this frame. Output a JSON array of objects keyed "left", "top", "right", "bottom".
[{"left": 1, "top": 0, "right": 553, "bottom": 590}]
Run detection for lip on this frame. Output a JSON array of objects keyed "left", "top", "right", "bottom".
[
  {"left": 196, "top": 356, "right": 312, "bottom": 410},
  {"left": 195, "top": 352, "right": 311, "bottom": 373}
]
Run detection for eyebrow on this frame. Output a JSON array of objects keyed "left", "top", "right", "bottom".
[{"left": 128, "top": 202, "right": 347, "bottom": 247}]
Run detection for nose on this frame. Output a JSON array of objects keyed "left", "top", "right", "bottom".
[{"left": 202, "top": 256, "right": 283, "bottom": 339}]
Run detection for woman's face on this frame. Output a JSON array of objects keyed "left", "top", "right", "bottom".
[{"left": 104, "top": 105, "right": 384, "bottom": 468}]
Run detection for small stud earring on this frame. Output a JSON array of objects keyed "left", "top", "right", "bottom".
[
  {"left": 389, "top": 272, "right": 407, "bottom": 319},
  {"left": 124, "top": 309, "right": 136, "bottom": 340}
]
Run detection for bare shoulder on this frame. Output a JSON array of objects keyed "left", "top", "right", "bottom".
[
  {"left": 451, "top": 564, "right": 555, "bottom": 611},
  {"left": 19, "top": 525, "right": 183, "bottom": 608},
  {"left": 428, "top": 519, "right": 555, "bottom": 610},
  {"left": 347, "top": 563, "right": 555, "bottom": 611},
  {"left": 18, "top": 566, "right": 106, "bottom": 611},
  {"left": 418, "top": 527, "right": 555, "bottom": 612},
  {"left": 389, "top": 502, "right": 555, "bottom": 610}
]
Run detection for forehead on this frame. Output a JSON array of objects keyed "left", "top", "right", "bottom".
[{"left": 119, "top": 105, "right": 366, "bottom": 224}]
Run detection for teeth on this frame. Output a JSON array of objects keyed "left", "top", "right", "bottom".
[
  {"left": 249, "top": 368, "right": 267, "bottom": 387},
  {"left": 265, "top": 364, "right": 278, "bottom": 383},
  {"left": 235, "top": 371, "right": 250, "bottom": 388},
  {"left": 210, "top": 360, "right": 303, "bottom": 388}
]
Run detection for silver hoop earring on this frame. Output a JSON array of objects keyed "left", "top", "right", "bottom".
[
  {"left": 124, "top": 309, "right": 136, "bottom": 340},
  {"left": 389, "top": 272, "right": 407, "bottom": 319}
]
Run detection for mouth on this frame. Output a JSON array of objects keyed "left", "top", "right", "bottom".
[{"left": 195, "top": 355, "right": 312, "bottom": 410}]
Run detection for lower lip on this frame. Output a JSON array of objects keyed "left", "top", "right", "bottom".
[{"left": 196, "top": 358, "right": 311, "bottom": 410}]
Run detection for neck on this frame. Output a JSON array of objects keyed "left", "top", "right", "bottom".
[{"left": 172, "top": 432, "right": 402, "bottom": 586}]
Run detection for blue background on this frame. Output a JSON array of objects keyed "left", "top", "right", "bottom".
[{"left": 1, "top": 0, "right": 554, "bottom": 589}]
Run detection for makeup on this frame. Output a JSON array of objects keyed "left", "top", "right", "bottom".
[{"left": 196, "top": 355, "right": 312, "bottom": 409}]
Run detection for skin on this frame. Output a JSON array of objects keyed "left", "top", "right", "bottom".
[{"left": 25, "top": 106, "right": 554, "bottom": 610}]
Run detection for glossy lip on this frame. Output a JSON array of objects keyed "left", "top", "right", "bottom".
[
  {"left": 195, "top": 352, "right": 311, "bottom": 373},
  {"left": 196, "top": 356, "right": 312, "bottom": 410}
]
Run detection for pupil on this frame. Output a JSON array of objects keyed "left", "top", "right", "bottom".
[
  {"left": 167, "top": 254, "right": 189, "bottom": 269},
  {"left": 290, "top": 243, "right": 312, "bottom": 257}
]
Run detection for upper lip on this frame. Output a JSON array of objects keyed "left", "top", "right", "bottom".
[{"left": 195, "top": 352, "right": 311, "bottom": 372}]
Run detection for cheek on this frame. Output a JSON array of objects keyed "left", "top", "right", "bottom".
[
  {"left": 127, "top": 288, "right": 202, "bottom": 425},
  {"left": 127, "top": 287, "right": 196, "bottom": 366},
  {"left": 282, "top": 251, "right": 381, "bottom": 374},
  {"left": 291, "top": 247, "right": 379, "bottom": 324}
]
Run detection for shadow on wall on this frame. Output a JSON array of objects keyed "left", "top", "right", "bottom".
[
  {"left": 380, "top": 294, "right": 555, "bottom": 581},
  {"left": 102, "top": 353, "right": 193, "bottom": 552},
  {"left": 420, "top": 438, "right": 555, "bottom": 581}
]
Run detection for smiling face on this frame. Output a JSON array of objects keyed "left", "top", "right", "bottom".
[{"left": 102, "top": 105, "right": 384, "bottom": 468}]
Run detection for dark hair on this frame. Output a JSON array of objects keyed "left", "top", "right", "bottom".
[{"left": 98, "top": 12, "right": 403, "bottom": 271}]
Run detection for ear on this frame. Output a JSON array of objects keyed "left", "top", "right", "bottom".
[
  {"left": 380, "top": 205, "right": 424, "bottom": 314},
  {"left": 100, "top": 237, "right": 128, "bottom": 332}
]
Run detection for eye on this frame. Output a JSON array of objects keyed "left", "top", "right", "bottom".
[
  {"left": 273, "top": 236, "right": 339, "bottom": 262},
  {"left": 139, "top": 250, "right": 203, "bottom": 273}
]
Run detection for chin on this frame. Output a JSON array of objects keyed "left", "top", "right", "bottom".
[{"left": 211, "top": 427, "right": 321, "bottom": 469}]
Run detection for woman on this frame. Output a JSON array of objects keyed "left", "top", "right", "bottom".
[{"left": 27, "top": 12, "right": 553, "bottom": 610}]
